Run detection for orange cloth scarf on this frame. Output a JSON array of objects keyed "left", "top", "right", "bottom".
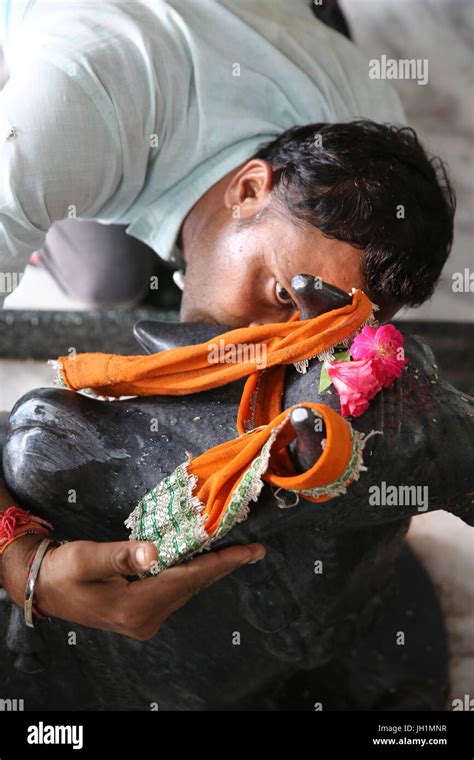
[
  {"left": 54, "top": 289, "right": 373, "bottom": 399},
  {"left": 51, "top": 289, "right": 379, "bottom": 571}
]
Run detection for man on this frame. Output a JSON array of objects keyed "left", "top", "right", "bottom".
[
  {"left": 0, "top": 0, "right": 455, "bottom": 636},
  {"left": 2, "top": 0, "right": 447, "bottom": 314}
]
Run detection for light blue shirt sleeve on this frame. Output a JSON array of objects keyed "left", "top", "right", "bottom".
[
  {"left": 0, "top": 0, "right": 162, "bottom": 309},
  {"left": 0, "top": 58, "right": 123, "bottom": 308}
]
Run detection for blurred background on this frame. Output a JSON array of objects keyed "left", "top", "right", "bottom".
[{"left": 340, "top": 0, "right": 473, "bottom": 325}]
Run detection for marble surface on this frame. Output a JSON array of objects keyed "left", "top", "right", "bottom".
[
  {"left": 0, "top": 358, "right": 55, "bottom": 412},
  {"left": 407, "top": 510, "right": 474, "bottom": 703}
]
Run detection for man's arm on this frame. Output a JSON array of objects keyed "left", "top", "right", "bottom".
[
  {"left": 0, "top": 59, "right": 123, "bottom": 308},
  {"left": 0, "top": 475, "right": 43, "bottom": 600},
  {"left": 0, "top": 474, "right": 265, "bottom": 638}
]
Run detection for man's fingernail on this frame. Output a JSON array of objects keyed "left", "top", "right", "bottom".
[
  {"left": 242, "top": 546, "right": 266, "bottom": 565},
  {"left": 135, "top": 546, "right": 150, "bottom": 568}
]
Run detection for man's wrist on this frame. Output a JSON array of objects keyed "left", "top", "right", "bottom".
[{"left": 0, "top": 533, "right": 47, "bottom": 607}]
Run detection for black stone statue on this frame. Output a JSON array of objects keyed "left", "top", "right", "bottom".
[{"left": 1, "top": 277, "right": 473, "bottom": 710}]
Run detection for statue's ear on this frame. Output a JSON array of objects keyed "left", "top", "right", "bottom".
[{"left": 133, "top": 321, "right": 227, "bottom": 354}]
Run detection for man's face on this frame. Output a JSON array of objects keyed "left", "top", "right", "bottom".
[{"left": 179, "top": 161, "right": 401, "bottom": 327}]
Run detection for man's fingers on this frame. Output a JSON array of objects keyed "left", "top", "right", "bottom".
[
  {"left": 144, "top": 543, "right": 266, "bottom": 616},
  {"left": 56, "top": 541, "right": 265, "bottom": 641},
  {"left": 72, "top": 540, "right": 158, "bottom": 581}
]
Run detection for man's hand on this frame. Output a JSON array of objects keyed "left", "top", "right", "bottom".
[{"left": 1, "top": 535, "right": 265, "bottom": 640}]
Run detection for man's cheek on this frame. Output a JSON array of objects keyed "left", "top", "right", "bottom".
[
  {"left": 179, "top": 279, "right": 219, "bottom": 323},
  {"left": 179, "top": 282, "right": 197, "bottom": 320}
]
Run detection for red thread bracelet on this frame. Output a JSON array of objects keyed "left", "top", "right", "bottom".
[{"left": 0, "top": 506, "right": 55, "bottom": 607}]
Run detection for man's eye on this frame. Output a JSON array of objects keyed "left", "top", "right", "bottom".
[{"left": 275, "top": 281, "right": 293, "bottom": 305}]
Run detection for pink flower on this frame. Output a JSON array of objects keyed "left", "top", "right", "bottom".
[
  {"left": 326, "top": 358, "right": 382, "bottom": 417},
  {"left": 349, "top": 324, "right": 408, "bottom": 388}
]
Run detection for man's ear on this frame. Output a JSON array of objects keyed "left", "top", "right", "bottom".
[{"left": 223, "top": 159, "right": 274, "bottom": 219}]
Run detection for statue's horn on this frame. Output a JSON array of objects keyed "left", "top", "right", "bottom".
[
  {"left": 290, "top": 275, "right": 352, "bottom": 320},
  {"left": 288, "top": 407, "right": 325, "bottom": 474},
  {"left": 133, "top": 322, "right": 226, "bottom": 354}
]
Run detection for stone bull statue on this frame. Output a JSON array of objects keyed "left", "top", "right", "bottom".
[{"left": 1, "top": 277, "right": 473, "bottom": 710}]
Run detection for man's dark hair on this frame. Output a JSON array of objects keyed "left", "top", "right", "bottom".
[{"left": 251, "top": 120, "right": 456, "bottom": 308}]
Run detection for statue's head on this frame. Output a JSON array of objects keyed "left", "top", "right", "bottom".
[{"left": 135, "top": 276, "right": 474, "bottom": 536}]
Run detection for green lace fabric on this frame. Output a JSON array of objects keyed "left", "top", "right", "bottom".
[{"left": 125, "top": 415, "right": 380, "bottom": 576}]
